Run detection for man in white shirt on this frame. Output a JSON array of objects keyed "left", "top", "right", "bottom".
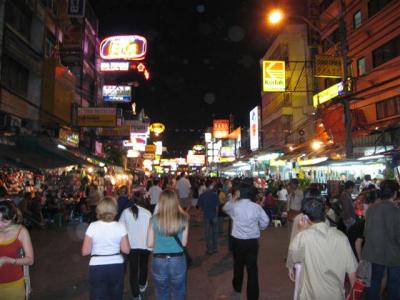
[
  {"left": 148, "top": 179, "right": 162, "bottom": 214},
  {"left": 176, "top": 172, "right": 191, "bottom": 211},
  {"left": 223, "top": 182, "right": 269, "bottom": 300}
]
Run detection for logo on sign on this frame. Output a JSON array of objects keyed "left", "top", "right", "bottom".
[
  {"left": 262, "top": 60, "right": 285, "bottom": 92},
  {"left": 100, "top": 35, "right": 147, "bottom": 60}
]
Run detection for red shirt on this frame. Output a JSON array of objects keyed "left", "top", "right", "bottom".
[{"left": 0, "top": 227, "right": 23, "bottom": 283}]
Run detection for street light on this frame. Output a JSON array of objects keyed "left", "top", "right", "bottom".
[{"left": 268, "top": 9, "right": 284, "bottom": 25}]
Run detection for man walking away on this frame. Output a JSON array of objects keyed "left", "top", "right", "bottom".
[
  {"left": 176, "top": 172, "right": 191, "bottom": 212},
  {"left": 287, "top": 198, "right": 357, "bottom": 300},
  {"left": 198, "top": 180, "right": 219, "bottom": 255},
  {"left": 223, "top": 182, "right": 269, "bottom": 300},
  {"left": 340, "top": 180, "right": 356, "bottom": 230},
  {"left": 148, "top": 179, "right": 162, "bottom": 214},
  {"left": 362, "top": 180, "right": 400, "bottom": 300}
]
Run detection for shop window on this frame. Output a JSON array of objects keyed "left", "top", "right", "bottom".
[
  {"left": 5, "top": 2, "right": 32, "bottom": 41},
  {"left": 368, "top": 0, "right": 393, "bottom": 18},
  {"left": 353, "top": 10, "right": 362, "bottom": 29},
  {"left": 376, "top": 96, "right": 400, "bottom": 120},
  {"left": 372, "top": 35, "right": 400, "bottom": 67},
  {"left": 357, "top": 57, "right": 366, "bottom": 76},
  {"left": 1, "top": 55, "right": 29, "bottom": 97}
]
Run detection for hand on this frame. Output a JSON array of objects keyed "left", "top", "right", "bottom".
[
  {"left": 0, "top": 256, "right": 12, "bottom": 267},
  {"left": 288, "top": 268, "right": 296, "bottom": 282}
]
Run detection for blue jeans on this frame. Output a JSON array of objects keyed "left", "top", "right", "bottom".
[
  {"left": 89, "top": 263, "right": 124, "bottom": 300},
  {"left": 152, "top": 255, "right": 187, "bottom": 300},
  {"left": 204, "top": 217, "right": 218, "bottom": 253},
  {"left": 367, "top": 263, "right": 400, "bottom": 300}
]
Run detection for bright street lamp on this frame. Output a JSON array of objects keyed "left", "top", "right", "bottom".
[{"left": 268, "top": 9, "right": 284, "bottom": 25}]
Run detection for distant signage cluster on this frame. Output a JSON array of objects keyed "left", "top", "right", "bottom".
[{"left": 102, "top": 85, "right": 132, "bottom": 102}]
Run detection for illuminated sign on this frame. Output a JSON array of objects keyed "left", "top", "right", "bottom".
[
  {"left": 100, "top": 61, "right": 130, "bottom": 72},
  {"left": 213, "top": 119, "right": 230, "bottom": 139},
  {"left": 187, "top": 151, "right": 205, "bottom": 166},
  {"left": 154, "top": 141, "right": 163, "bottom": 155},
  {"left": 262, "top": 60, "right": 285, "bottom": 92},
  {"left": 313, "top": 81, "right": 350, "bottom": 107},
  {"left": 149, "top": 123, "right": 165, "bottom": 135},
  {"left": 315, "top": 55, "right": 343, "bottom": 78},
  {"left": 127, "top": 149, "right": 140, "bottom": 158},
  {"left": 59, "top": 127, "right": 79, "bottom": 147},
  {"left": 102, "top": 85, "right": 131, "bottom": 102},
  {"left": 250, "top": 106, "right": 259, "bottom": 151},
  {"left": 77, "top": 107, "right": 116, "bottom": 127},
  {"left": 145, "top": 144, "right": 156, "bottom": 153},
  {"left": 193, "top": 145, "right": 205, "bottom": 152},
  {"left": 100, "top": 35, "right": 147, "bottom": 60},
  {"left": 205, "top": 132, "right": 212, "bottom": 143}
]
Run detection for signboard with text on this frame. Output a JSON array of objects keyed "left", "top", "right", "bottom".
[
  {"left": 77, "top": 108, "right": 116, "bottom": 127},
  {"left": 100, "top": 61, "right": 130, "bottom": 72},
  {"left": 250, "top": 106, "right": 260, "bottom": 151},
  {"left": 213, "top": 119, "right": 230, "bottom": 139},
  {"left": 262, "top": 60, "right": 285, "bottom": 92},
  {"left": 102, "top": 85, "right": 131, "bottom": 102},
  {"left": 315, "top": 55, "right": 343, "bottom": 78},
  {"left": 100, "top": 35, "right": 147, "bottom": 60}
]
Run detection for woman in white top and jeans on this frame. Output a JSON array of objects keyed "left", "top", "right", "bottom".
[
  {"left": 119, "top": 202, "right": 152, "bottom": 300},
  {"left": 82, "top": 197, "right": 130, "bottom": 300}
]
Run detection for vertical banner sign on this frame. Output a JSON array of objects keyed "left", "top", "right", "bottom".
[
  {"left": 250, "top": 107, "right": 259, "bottom": 151},
  {"left": 213, "top": 120, "right": 230, "bottom": 139},
  {"left": 67, "top": 0, "right": 85, "bottom": 17},
  {"left": 262, "top": 61, "right": 285, "bottom": 92}
]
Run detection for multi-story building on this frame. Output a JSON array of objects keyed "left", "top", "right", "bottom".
[
  {"left": 317, "top": 0, "right": 400, "bottom": 154},
  {"left": 0, "top": 0, "right": 46, "bottom": 133},
  {"left": 261, "top": 24, "right": 315, "bottom": 151}
]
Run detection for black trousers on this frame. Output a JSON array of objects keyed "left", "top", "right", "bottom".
[
  {"left": 128, "top": 249, "right": 150, "bottom": 297},
  {"left": 231, "top": 237, "right": 259, "bottom": 300}
]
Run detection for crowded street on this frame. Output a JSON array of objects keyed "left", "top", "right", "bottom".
[{"left": 1, "top": 0, "right": 400, "bottom": 300}]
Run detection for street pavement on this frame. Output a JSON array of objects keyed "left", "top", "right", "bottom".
[{"left": 29, "top": 215, "right": 293, "bottom": 300}]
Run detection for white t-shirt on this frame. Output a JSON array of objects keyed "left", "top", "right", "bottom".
[
  {"left": 277, "top": 188, "right": 288, "bottom": 202},
  {"left": 176, "top": 177, "right": 191, "bottom": 198},
  {"left": 85, "top": 221, "right": 127, "bottom": 266},
  {"left": 119, "top": 206, "right": 152, "bottom": 250},
  {"left": 148, "top": 185, "right": 163, "bottom": 205}
]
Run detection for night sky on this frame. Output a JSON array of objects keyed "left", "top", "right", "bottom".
[{"left": 90, "top": 0, "right": 303, "bottom": 155}]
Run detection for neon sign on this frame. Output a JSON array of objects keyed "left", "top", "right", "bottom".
[
  {"left": 100, "top": 35, "right": 147, "bottom": 60},
  {"left": 100, "top": 61, "right": 130, "bottom": 71}
]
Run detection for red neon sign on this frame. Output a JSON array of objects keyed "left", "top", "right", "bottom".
[{"left": 100, "top": 35, "right": 147, "bottom": 60}]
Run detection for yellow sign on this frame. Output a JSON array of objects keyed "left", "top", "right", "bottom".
[
  {"left": 99, "top": 125, "right": 130, "bottom": 137},
  {"left": 149, "top": 123, "right": 165, "bottom": 135},
  {"left": 77, "top": 108, "right": 117, "bottom": 127},
  {"left": 313, "top": 82, "right": 348, "bottom": 107},
  {"left": 145, "top": 144, "right": 156, "bottom": 153},
  {"left": 315, "top": 55, "right": 343, "bottom": 78},
  {"left": 262, "top": 60, "right": 285, "bottom": 92}
]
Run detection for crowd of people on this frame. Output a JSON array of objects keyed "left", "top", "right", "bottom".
[{"left": 0, "top": 168, "right": 399, "bottom": 300}]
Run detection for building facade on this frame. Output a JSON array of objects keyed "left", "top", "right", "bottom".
[{"left": 261, "top": 24, "right": 315, "bottom": 151}]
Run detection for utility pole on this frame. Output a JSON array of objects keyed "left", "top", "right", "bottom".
[{"left": 339, "top": 0, "right": 353, "bottom": 159}]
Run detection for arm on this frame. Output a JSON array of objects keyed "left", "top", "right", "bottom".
[
  {"left": 223, "top": 200, "right": 234, "bottom": 217},
  {"left": 347, "top": 272, "right": 356, "bottom": 287},
  {"left": 147, "top": 223, "right": 154, "bottom": 248},
  {"left": 355, "top": 238, "right": 363, "bottom": 261},
  {"left": 81, "top": 235, "right": 92, "bottom": 256},
  {"left": 182, "top": 224, "right": 189, "bottom": 247},
  {"left": 0, "top": 227, "right": 35, "bottom": 267},
  {"left": 120, "top": 235, "right": 130, "bottom": 254},
  {"left": 258, "top": 206, "right": 270, "bottom": 230}
]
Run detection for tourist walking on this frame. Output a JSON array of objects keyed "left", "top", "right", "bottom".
[
  {"left": 147, "top": 190, "right": 189, "bottom": 300},
  {"left": 148, "top": 179, "right": 162, "bottom": 214},
  {"left": 119, "top": 202, "right": 152, "bottom": 300},
  {"left": 340, "top": 180, "right": 356, "bottom": 230},
  {"left": 81, "top": 197, "right": 130, "bottom": 300},
  {"left": 0, "top": 201, "right": 34, "bottom": 300},
  {"left": 223, "top": 182, "right": 269, "bottom": 300},
  {"left": 176, "top": 172, "right": 192, "bottom": 212}
]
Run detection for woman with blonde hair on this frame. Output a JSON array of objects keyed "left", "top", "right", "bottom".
[
  {"left": 147, "top": 189, "right": 189, "bottom": 300},
  {"left": 82, "top": 197, "right": 130, "bottom": 300},
  {"left": 0, "top": 201, "right": 34, "bottom": 300}
]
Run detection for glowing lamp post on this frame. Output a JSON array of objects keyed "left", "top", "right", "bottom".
[{"left": 268, "top": 9, "right": 284, "bottom": 25}]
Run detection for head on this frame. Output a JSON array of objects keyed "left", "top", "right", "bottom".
[
  {"left": 156, "top": 190, "right": 188, "bottom": 235},
  {"left": 0, "top": 201, "right": 18, "bottom": 229},
  {"left": 302, "top": 197, "right": 326, "bottom": 223},
  {"left": 290, "top": 179, "right": 299, "bottom": 190},
  {"left": 344, "top": 180, "right": 355, "bottom": 192},
  {"left": 379, "top": 180, "right": 399, "bottom": 201},
  {"left": 96, "top": 197, "right": 117, "bottom": 222},
  {"left": 364, "top": 174, "right": 372, "bottom": 181}
]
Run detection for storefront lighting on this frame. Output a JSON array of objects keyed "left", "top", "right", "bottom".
[
  {"left": 99, "top": 162, "right": 105, "bottom": 167},
  {"left": 57, "top": 144, "right": 67, "bottom": 150},
  {"left": 358, "top": 155, "right": 384, "bottom": 161},
  {"left": 311, "top": 141, "right": 323, "bottom": 151},
  {"left": 289, "top": 146, "right": 294, "bottom": 151},
  {"left": 256, "top": 153, "right": 280, "bottom": 161},
  {"left": 88, "top": 167, "right": 94, "bottom": 173}
]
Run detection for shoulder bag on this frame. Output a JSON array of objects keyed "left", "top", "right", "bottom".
[{"left": 173, "top": 235, "right": 193, "bottom": 269}]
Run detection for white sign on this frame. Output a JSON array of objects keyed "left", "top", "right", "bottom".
[
  {"left": 250, "top": 106, "right": 259, "bottom": 151},
  {"left": 154, "top": 141, "right": 163, "bottom": 155},
  {"left": 100, "top": 61, "right": 130, "bottom": 71},
  {"left": 102, "top": 85, "right": 131, "bottom": 102}
]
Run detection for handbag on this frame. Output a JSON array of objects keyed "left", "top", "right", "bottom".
[{"left": 173, "top": 235, "right": 193, "bottom": 269}]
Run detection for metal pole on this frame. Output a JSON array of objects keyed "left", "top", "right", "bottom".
[{"left": 338, "top": 0, "right": 353, "bottom": 158}]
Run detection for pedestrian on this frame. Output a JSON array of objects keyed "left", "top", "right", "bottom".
[
  {"left": 223, "top": 182, "right": 269, "bottom": 300},
  {"left": 0, "top": 200, "right": 34, "bottom": 300},
  {"left": 287, "top": 197, "right": 357, "bottom": 300},
  {"left": 175, "top": 172, "right": 192, "bottom": 212},
  {"left": 147, "top": 189, "right": 189, "bottom": 300},
  {"left": 362, "top": 179, "right": 400, "bottom": 300},
  {"left": 287, "top": 179, "right": 304, "bottom": 233},
  {"left": 276, "top": 183, "right": 288, "bottom": 219},
  {"left": 116, "top": 185, "right": 131, "bottom": 220},
  {"left": 340, "top": 180, "right": 356, "bottom": 230},
  {"left": 147, "top": 179, "right": 162, "bottom": 214},
  {"left": 119, "top": 201, "right": 152, "bottom": 300},
  {"left": 87, "top": 183, "right": 101, "bottom": 223},
  {"left": 81, "top": 197, "right": 130, "bottom": 300},
  {"left": 198, "top": 180, "right": 219, "bottom": 255}
]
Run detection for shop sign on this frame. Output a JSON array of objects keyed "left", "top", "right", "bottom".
[
  {"left": 99, "top": 124, "right": 130, "bottom": 137},
  {"left": 102, "top": 85, "right": 131, "bottom": 102},
  {"left": 100, "top": 35, "right": 147, "bottom": 60},
  {"left": 143, "top": 153, "right": 155, "bottom": 160},
  {"left": 67, "top": 0, "right": 85, "bottom": 17},
  {"left": 213, "top": 119, "right": 230, "bottom": 139},
  {"left": 193, "top": 144, "right": 205, "bottom": 152},
  {"left": 262, "top": 60, "right": 285, "bottom": 92},
  {"left": 187, "top": 151, "right": 205, "bottom": 166},
  {"left": 315, "top": 55, "right": 343, "bottom": 78},
  {"left": 313, "top": 81, "right": 350, "bottom": 107},
  {"left": 154, "top": 141, "right": 163, "bottom": 155},
  {"left": 145, "top": 144, "right": 156, "bottom": 153},
  {"left": 250, "top": 106, "right": 260, "bottom": 151},
  {"left": 205, "top": 132, "right": 212, "bottom": 143},
  {"left": 130, "top": 120, "right": 149, "bottom": 134},
  {"left": 100, "top": 61, "right": 130, "bottom": 72},
  {"left": 77, "top": 108, "right": 117, "bottom": 127},
  {"left": 149, "top": 123, "right": 166, "bottom": 135},
  {"left": 59, "top": 127, "right": 79, "bottom": 147}
]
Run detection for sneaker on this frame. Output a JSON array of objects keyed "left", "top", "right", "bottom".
[{"left": 139, "top": 281, "right": 148, "bottom": 293}]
